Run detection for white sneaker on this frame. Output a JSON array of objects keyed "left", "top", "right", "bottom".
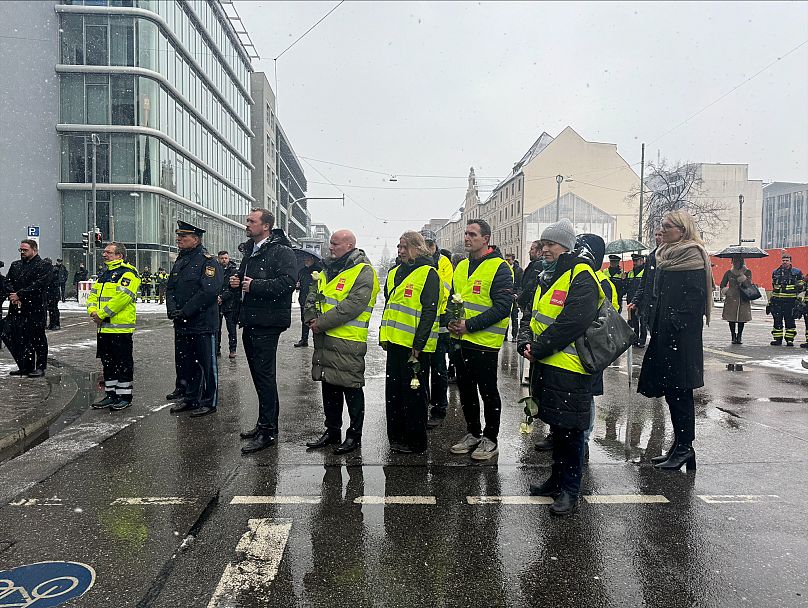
[
  {"left": 471, "top": 437, "right": 499, "bottom": 460},
  {"left": 450, "top": 433, "right": 481, "bottom": 454}
]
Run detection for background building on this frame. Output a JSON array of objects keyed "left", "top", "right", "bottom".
[
  {"left": 249, "top": 71, "right": 279, "bottom": 222},
  {"left": 761, "top": 182, "right": 808, "bottom": 249},
  {"left": 276, "top": 123, "right": 308, "bottom": 244}
]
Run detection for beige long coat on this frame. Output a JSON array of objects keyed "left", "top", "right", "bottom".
[{"left": 720, "top": 267, "right": 753, "bottom": 323}]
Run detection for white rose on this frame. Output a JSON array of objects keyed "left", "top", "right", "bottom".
[
  {"left": 311, "top": 271, "right": 321, "bottom": 281},
  {"left": 410, "top": 378, "right": 420, "bottom": 389}
]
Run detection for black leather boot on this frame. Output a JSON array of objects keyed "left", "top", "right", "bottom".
[
  {"left": 654, "top": 443, "right": 696, "bottom": 470},
  {"left": 529, "top": 476, "right": 561, "bottom": 497},
  {"left": 241, "top": 429, "right": 276, "bottom": 454},
  {"left": 240, "top": 425, "right": 260, "bottom": 439},
  {"left": 549, "top": 491, "right": 579, "bottom": 516},
  {"left": 650, "top": 440, "right": 678, "bottom": 464}
]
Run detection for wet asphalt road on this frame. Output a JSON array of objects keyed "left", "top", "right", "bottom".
[{"left": 0, "top": 306, "right": 806, "bottom": 607}]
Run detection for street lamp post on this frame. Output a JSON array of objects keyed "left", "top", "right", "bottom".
[
  {"left": 89, "top": 133, "right": 101, "bottom": 274},
  {"left": 738, "top": 194, "right": 744, "bottom": 245},
  {"left": 555, "top": 174, "right": 564, "bottom": 221}
]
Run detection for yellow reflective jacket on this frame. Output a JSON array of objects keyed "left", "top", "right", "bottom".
[{"left": 87, "top": 259, "right": 140, "bottom": 334}]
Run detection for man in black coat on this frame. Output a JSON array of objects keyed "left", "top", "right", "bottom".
[
  {"left": 294, "top": 251, "right": 323, "bottom": 348},
  {"left": 2, "top": 240, "right": 52, "bottom": 377},
  {"left": 43, "top": 258, "right": 61, "bottom": 330},
  {"left": 166, "top": 221, "right": 223, "bottom": 417},
  {"left": 55, "top": 259, "right": 69, "bottom": 302},
  {"left": 216, "top": 250, "right": 240, "bottom": 358},
  {"left": 72, "top": 264, "right": 88, "bottom": 300},
  {"left": 505, "top": 253, "right": 524, "bottom": 342},
  {"left": 518, "top": 240, "right": 542, "bottom": 312},
  {"left": 230, "top": 208, "right": 297, "bottom": 454}
]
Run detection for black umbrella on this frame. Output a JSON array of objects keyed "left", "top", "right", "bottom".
[
  {"left": 713, "top": 246, "right": 769, "bottom": 259},
  {"left": 291, "top": 247, "right": 323, "bottom": 275}
]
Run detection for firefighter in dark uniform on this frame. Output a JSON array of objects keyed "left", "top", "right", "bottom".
[
  {"left": 155, "top": 267, "right": 169, "bottom": 305},
  {"left": 768, "top": 251, "right": 803, "bottom": 346},
  {"left": 624, "top": 253, "right": 647, "bottom": 346},
  {"left": 142, "top": 267, "right": 155, "bottom": 302},
  {"left": 606, "top": 255, "right": 625, "bottom": 312},
  {"left": 166, "top": 220, "right": 223, "bottom": 416}
]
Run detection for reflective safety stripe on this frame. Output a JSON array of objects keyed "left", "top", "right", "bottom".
[
  {"left": 323, "top": 297, "right": 375, "bottom": 315},
  {"left": 438, "top": 326, "right": 449, "bottom": 334},
  {"left": 106, "top": 323, "right": 136, "bottom": 329},
  {"left": 463, "top": 302, "right": 489, "bottom": 313},
  {"left": 99, "top": 296, "right": 112, "bottom": 302},
  {"left": 102, "top": 306, "right": 115, "bottom": 317},
  {"left": 387, "top": 302, "right": 421, "bottom": 317},
  {"left": 344, "top": 318, "right": 370, "bottom": 329},
  {"left": 485, "top": 324, "right": 509, "bottom": 336},
  {"left": 532, "top": 311, "right": 556, "bottom": 325},
  {"left": 117, "top": 286, "right": 138, "bottom": 300},
  {"left": 442, "top": 281, "right": 451, "bottom": 291}
]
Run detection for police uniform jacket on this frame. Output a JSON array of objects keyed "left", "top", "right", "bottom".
[
  {"left": 166, "top": 244, "right": 222, "bottom": 334},
  {"left": 218, "top": 261, "right": 240, "bottom": 314},
  {"left": 3, "top": 255, "right": 52, "bottom": 325}
]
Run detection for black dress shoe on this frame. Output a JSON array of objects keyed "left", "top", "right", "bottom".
[
  {"left": 333, "top": 437, "right": 361, "bottom": 454},
  {"left": 534, "top": 433, "right": 554, "bottom": 451},
  {"left": 189, "top": 406, "right": 217, "bottom": 418},
  {"left": 654, "top": 444, "right": 696, "bottom": 471},
  {"left": 305, "top": 431, "right": 341, "bottom": 449},
  {"left": 28, "top": 369, "right": 45, "bottom": 378},
  {"left": 241, "top": 430, "right": 276, "bottom": 454},
  {"left": 240, "top": 425, "right": 260, "bottom": 439},
  {"left": 92, "top": 395, "right": 118, "bottom": 409},
  {"left": 549, "top": 491, "right": 579, "bottom": 516},
  {"left": 293, "top": 340, "right": 309, "bottom": 348},
  {"left": 391, "top": 444, "right": 414, "bottom": 454},
  {"left": 165, "top": 390, "right": 185, "bottom": 400},
  {"left": 10, "top": 369, "right": 33, "bottom": 376},
  {"left": 529, "top": 477, "right": 561, "bottom": 497},
  {"left": 650, "top": 441, "right": 678, "bottom": 464},
  {"left": 169, "top": 400, "right": 199, "bottom": 414}
]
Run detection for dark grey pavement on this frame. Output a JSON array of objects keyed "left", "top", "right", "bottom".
[{"left": 0, "top": 305, "right": 806, "bottom": 607}]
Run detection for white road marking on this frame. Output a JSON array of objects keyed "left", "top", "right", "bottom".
[
  {"left": 354, "top": 495, "right": 436, "bottom": 505},
  {"left": 110, "top": 497, "right": 197, "bottom": 506},
  {"left": 698, "top": 494, "right": 781, "bottom": 504},
  {"left": 467, "top": 496, "right": 553, "bottom": 505},
  {"left": 150, "top": 403, "right": 173, "bottom": 412},
  {"left": 702, "top": 346, "right": 752, "bottom": 359},
  {"left": 584, "top": 494, "right": 669, "bottom": 504},
  {"left": 207, "top": 518, "right": 292, "bottom": 608},
  {"left": 8, "top": 496, "right": 64, "bottom": 507},
  {"left": 230, "top": 495, "right": 322, "bottom": 505}
]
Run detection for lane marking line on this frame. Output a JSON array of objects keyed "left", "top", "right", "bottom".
[
  {"left": 698, "top": 494, "right": 781, "bottom": 504},
  {"left": 467, "top": 496, "right": 553, "bottom": 505},
  {"left": 584, "top": 494, "right": 669, "bottom": 504},
  {"left": 354, "top": 495, "right": 436, "bottom": 505},
  {"left": 703, "top": 346, "right": 752, "bottom": 359},
  {"left": 230, "top": 496, "right": 322, "bottom": 505},
  {"left": 8, "top": 497, "right": 65, "bottom": 507},
  {"left": 150, "top": 403, "right": 173, "bottom": 412},
  {"left": 110, "top": 497, "right": 197, "bottom": 506},
  {"left": 207, "top": 518, "right": 292, "bottom": 608}
]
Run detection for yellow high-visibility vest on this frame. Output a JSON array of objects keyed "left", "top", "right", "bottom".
[
  {"left": 437, "top": 254, "right": 453, "bottom": 314},
  {"left": 86, "top": 259, "right": 140, "bottom": 334},
  {"left": 530, "top": 263, "right": 605, "bottom": 375},
  {"left": 452, "top": 257, "right": 512, "bottom": 349},
  {"left": 318, "top": 263, "right": 379, "bottom": 343},
  {"left": 596, "top": 269, "right": 619, "bottom": 310},
  {"left": 380, "top": 265, "right": 439, "bottom": 352}
]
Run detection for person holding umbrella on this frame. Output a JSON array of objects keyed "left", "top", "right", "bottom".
[
  {"left": 719, "top": 255, "right": 753, "bottom": 344},
  {"left": 294, "top": 250, "right": 323, "bottom": 348}
]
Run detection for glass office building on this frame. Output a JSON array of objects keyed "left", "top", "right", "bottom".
[{"left": 56, "top": 0, "right": 254, "bottom": 274}]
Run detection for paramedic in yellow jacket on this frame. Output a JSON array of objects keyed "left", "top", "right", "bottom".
[
  {"left": 380, "top": 231, "right": 440, "bottom": 454},
  {"left": 87, "top": 243, "right": 140, "bottom": 411}
]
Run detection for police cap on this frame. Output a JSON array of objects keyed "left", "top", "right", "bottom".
[
  {"left": 176, "top": 220, "right": 205, "bottom": 237},
  {"left": 631, "top": 253, "right": 645, "bottom": 261},
  {"left": 608, "top": 255, "right": 621, "bottom": 262}
]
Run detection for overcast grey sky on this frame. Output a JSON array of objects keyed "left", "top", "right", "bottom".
[{"left": 236, "top": 0, "right": 808, "bottom": 260}]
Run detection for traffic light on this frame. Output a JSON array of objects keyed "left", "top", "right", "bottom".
[
  {"left": 82, "top": 232, "right": 90, "bottom": 251},
  {"left": 94, "top": 228, "right": 102, "bottom": 245}
]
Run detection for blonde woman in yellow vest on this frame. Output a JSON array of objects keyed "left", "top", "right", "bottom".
[
  {"left": 380, "top": 231, "right": 440, "bottom": 454},
  {"left": 516, "top": 219, "right": 602, "bottom": 517},
  {"left": 304, "top": 230, "right": 379, "bottom": 455},
  {"left": 447, "top": 219, "right": 514, "bottom": 461}
]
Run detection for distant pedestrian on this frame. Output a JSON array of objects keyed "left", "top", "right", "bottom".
[
  {"left": 638, "top": 210, "right": 713, "bottom": 471},
  {"left": 768, "top": 252, "right": 802, "bottom": 346},
  {"left": 294, "top": 251, "right": 323, "bottom": 348},
  {"left": 165, "top": 221, "right": 223, "bottom": 417},
  {"left": 43, "top": 258, "right": 61, "bottom": 330},
  {"left": 448, "top": 219, "right": 513, "bottom": 461},
  {"left": 628, "top": 228, "right": 663, "bottom": 339},
  {"left": 72, "top": 264, "right": 88, "bottom": 300},
  {"left": 140, "top": 266, "right": 153, "bottom": 303},
  {"left": 2, "top": 240, "right": 51, "bottom": 377},
  {"left": 87, "top": 243, "right": 140, "bottom": 411},
  {"left": 55, "top": 259, "right": 68, "bottom": 302},
  {"left": 624, "top": 253, "right": 647, "bottom": 346},
  {"left": 381, "top": 230, "right": 439, "bottom": 454},
  {"left": 719, "top": 255, "right": 752, "bottom": 344},
  {"left": 304, "top": 230, "right": 379, "bottom": 455},
  {"left": 232, "top": 209, "right": 297, "bottom": 454},
  {"left": 216, "top": 251, "right": 239, "bottom": 358},
  {"left": 504, "top": 253, "right": 523, "bottom": 342}
]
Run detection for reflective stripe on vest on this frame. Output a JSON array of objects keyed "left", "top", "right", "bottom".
[
  {"left": 318, "top": 263, "right": 380, "bottom": 343},
  {"left": 452, "top": 257, "right": 512, "bottom": 349},
  {"left": 596, "top": 270, "right": 619, "bottom": 310},
  {"left": 530, "top": 263, "right": 605, "bottom": 375},
  {"left": 380, "top": 265, "right": 439, "bottom": 352},
  {"left": 437, "top": 255, "right": 453, "bottom": 315}
]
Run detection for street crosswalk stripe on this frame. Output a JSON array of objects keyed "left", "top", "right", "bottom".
[
  {"left": 110, "top": 497, "right": 197, "bottom": 506},
  {"left": 230, "top": 496, "right": 322, "bottom": 505},
  {"left": 698, "top": 494, "right": 781, "bottom": 504},
  {"left": 703, "top": 346, "right": 752, "bottom": 359},
  {"left": 467, "top": 496, "right": 553, "bottom": 505},
  {"left": 584, "top": 494, "right": 669, "bottom": 504},
  {"left": 208, "top": 518, "right": 292, "bottom": 608},
  {"left": 354, "top": 495, "right": 436, "bottom": 505}
]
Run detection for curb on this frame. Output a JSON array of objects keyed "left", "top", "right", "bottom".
[{"left": 0, "top": 362, "right": 79, "bottom": 453}]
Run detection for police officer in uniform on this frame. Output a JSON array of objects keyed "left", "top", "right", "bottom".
[
  {"left": 140, "top": 267, "right": 153, "bottom": 303},
  {"left": 606, "top": 255, "right": 625, "bottom": 312},
  {"left": 166, "top": 221, "right": 223, "bottom": 416},
  {"left": 87, "top": 242, "right": 140, "bottom": 411},
  {"left": 624, "top": 253, "right": 647, "bottom": 346},
  {"left": 768, "top": 251, "right": 803, "bottom": 346},
  {"left": 155, "top": 267, "right": 169, "bottom": 305}
]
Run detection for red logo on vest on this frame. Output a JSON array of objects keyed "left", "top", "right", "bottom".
[
  {"left": 336, "top": 278, "right": 347, "bottom": 292},
  {"left": 472, "top": 280, "right": 482, "bottom": 295},
  {"left": 550, "top": 290, "right": 567, "bottom": 306},
  {"left": 404, "top": 283, "right": 414, "bottom": 298}
]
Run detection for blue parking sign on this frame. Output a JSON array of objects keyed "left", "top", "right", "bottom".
[
  {"left": 27, "top": 226, "right": 40, "bottom": 238},
  {"left": 0, "top": 561, "right": 95, "bottom": 607}
]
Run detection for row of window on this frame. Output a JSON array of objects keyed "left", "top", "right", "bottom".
[
  {"left": 60, "top": 133, "right": 251, "bottom": 220},
  {"left": 60, "top": 13, "right": 250, "bottom": 158},
  {"left": 60, "top": 73, "right": 250, "bottom": 193}
]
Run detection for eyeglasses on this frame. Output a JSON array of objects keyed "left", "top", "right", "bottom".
[{"left": 660, "top": 222, "right": 681, "bottom": 231}]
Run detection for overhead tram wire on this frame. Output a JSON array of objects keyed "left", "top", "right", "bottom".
[{"left": 299, "top": 156, "right": 504, "bottom": 181}]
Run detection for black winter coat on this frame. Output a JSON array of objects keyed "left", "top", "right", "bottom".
[
  {"left": 297, "top": 260, "right": 323, "bottom": 304},
  {"left": 218, "top": 260, "right": 240, "bottom": 314},
  {"left": 518, "top": 260, "right": 541, "bottom": 311},
  {"left": 236, "top": 229, "right": 297, "bottom": 331},
  {"left": 166, "top": 244, "right": 223, "bottom": 334},
  {"left": 517, "top": 252, "right": 599, "bottom": 431},
  {"left": 637, "top": 267, "right": 706, "bottom": 397},
  {"left": 631, "top": 249, "right": 657, "bottom": 317},
  {"left": 3, "top": 256, "right": 52, "bottom": 326}
]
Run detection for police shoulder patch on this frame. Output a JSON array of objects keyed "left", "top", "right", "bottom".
[
  {"left": 121, "top": 277, "right": 131, "bottom": 287},
  {"left": 204, "top": 253, "right": 213, "bottom": 259},
  {"left": 205, "top": 265, "right": 216, "bottom": 278}
]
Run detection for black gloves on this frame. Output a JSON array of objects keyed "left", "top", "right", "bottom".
[{"left": 167, "top": 309, "right": 184, "bottom": 320}]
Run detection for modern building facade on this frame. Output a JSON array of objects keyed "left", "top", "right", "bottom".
[
  {"left": 249, "top": 71, "right": 279, "bottom": 224},
  {"left": 2, "top": 0, "right": 256, "bottom": 279},
  {"left": 276, "top": 123, "right": 308, "bottom": 243},
  {"left": 761, "top": 182, "right": 808, "bottom": 249}
]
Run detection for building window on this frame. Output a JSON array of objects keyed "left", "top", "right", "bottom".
[
  {"left": 85, "top": 16, "right": 109, "bottom": 66},
  {"left": 86, "top": 74, "right": 109, "bottom": 124},
  {"left": 61, "top": 14, "right": 84, "bottom": 64},
  {"left": 61, "top": 74, "right": 85, "bottom": 123},
  {"left": 111, "top": 74, "right": 135, "bottom": 125}
]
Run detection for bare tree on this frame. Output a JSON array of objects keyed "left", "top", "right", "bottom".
[{"left": 627, "top": 160, "right": 729, "bottom": 244}]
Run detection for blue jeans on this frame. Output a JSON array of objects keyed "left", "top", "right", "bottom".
[{"left": 582, "top": 396, "right": 596, "bottom": 443}]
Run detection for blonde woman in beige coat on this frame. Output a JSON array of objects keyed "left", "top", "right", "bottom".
[{"left": 720, "top": 255, "right": 752, "bottom": 344}]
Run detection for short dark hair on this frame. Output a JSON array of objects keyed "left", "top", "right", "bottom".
[
  {"left": 251, "top": 208, "right": 274, "bottom": 229},
  {"left": 107, "top": 242, "right": 127, "bottom": 258},
  {"left": 20, "top": 239, "right": 38, "bottom": 251},
  {"left": 466, "top": 218, "right": 491, "bottom": 238},
  {"left": 505, "top": 253, "right": 515, "bottom": 260},
  {"left": 217, "top": 250, "right": 229, "bottom": 256}
]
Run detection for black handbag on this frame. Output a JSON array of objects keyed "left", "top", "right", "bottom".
[
  {"left": 575, "top": 299, "right": 636, "bottom": 374},
  {"left": 739, "top": 282, "right": 762, "bottom": 302}
]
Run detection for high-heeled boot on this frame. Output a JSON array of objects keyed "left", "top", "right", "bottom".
[
  {"left": 650, "top": 440, "right": 678, "bottom": 464},
  {"left": 654, "top": 443, "right": 696, "bottom": 470}
]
